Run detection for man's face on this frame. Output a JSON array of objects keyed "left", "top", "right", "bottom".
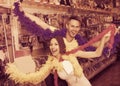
[
  {"left": 66, "top": 19, "right": 81, "bottom": 38},
  {"left": 49, "top": 38, "right": 60, "bottom": 57}
]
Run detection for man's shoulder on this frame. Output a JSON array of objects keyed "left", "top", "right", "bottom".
[
  {"left": 53, "top": 28, "right": 66, "bottom": 37},
  {"left": 75, "top": 34, "right": 87, "bottom": 45}
]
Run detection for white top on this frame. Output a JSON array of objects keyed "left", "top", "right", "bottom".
[
  {"left": 61, "top": 60, "right": 74, "bottom": 74},
  {"left": 57, "top": 60, "right": 91, "bottom": 86}
]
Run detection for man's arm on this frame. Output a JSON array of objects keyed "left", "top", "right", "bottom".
[
  {"left": 91, "top": 38, "right": 109, "bottom": 48},
  {"left": 74, "top": 32, "right": 111, "bottom": 58},
  {"left": 14, "top": 2, "right": 57, "bottom": 32},
  {"left": 75, "top": 36, "right": 106, "bottom": 58},
  {"left": 24, "top": 12, "right": 57, "bottom": 32}
]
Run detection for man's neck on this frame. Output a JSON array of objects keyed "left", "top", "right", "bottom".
[{"left": 66, "top": 34, "right": 74, "bottom": 42}]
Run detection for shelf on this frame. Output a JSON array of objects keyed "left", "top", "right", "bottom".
[
  {"left": 0, "top": 1, "right": 119, "bottom": 15},
  {"left": 85, "top": 55, "right": 117, "bottom": 80},
  {"left": 82, "top": 57, "right": 105, "bottom": 69},
  {"left": 0, "top": 4, "right": 9, "bottom": 13},
  {"left": 21, "top": 2, "right": 118, "bottom": 15},
  {"left": 22, "top": 3, "right": 72, "bottom": 14}
]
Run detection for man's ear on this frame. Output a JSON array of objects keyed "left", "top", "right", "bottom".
[
  {"left": 66, "top": 23, "right": 68, "bottom": 29},
  {"left": 20, "top": 0, "right": 23, "bottom": 3}
]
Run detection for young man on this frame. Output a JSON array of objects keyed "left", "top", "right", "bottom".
[{"left": 14, "top": 3, "right": 101, "bottom": 48}]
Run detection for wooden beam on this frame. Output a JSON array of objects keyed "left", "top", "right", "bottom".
[{"left": 0, "top": 7, "right": 8, "bottom": 13}]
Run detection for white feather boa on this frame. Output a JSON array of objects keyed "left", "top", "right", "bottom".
[
  {"left": 5, "top": 55, "right": 83, "bottom": 85},
  {"left": 5, "top": 57, "right": 54, "bottom": 85}
]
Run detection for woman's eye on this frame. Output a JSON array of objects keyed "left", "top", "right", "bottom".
[
  {"left": 55, "top": 43, "right": 58, "bottom": 46},
  {"left": 50, "top": 43, "right": 58, "bottom": 46}
]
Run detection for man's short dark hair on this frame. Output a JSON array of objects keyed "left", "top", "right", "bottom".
[{"left": 68, "top": 15, "right": 81, "bottom": 23}]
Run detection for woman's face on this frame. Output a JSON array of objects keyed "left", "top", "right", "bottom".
[{"left": 49, "top": 38, "right": 60, "bottom": 57}]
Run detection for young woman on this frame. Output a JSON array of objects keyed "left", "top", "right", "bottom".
[{"left": 47, "top": 34, "right": 107, "bottom": 86}]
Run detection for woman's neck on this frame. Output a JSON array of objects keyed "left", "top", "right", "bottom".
[{"left": 54, "top": 54, "right": 61, "bottom": 59}]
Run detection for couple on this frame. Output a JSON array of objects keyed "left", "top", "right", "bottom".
[{"left": 6, "top": 1, "right": 116, "bottom": 86}]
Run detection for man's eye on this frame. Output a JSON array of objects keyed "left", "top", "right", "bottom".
[{"left": 71, "top": 25, "right": 74, "bottom": 27}]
